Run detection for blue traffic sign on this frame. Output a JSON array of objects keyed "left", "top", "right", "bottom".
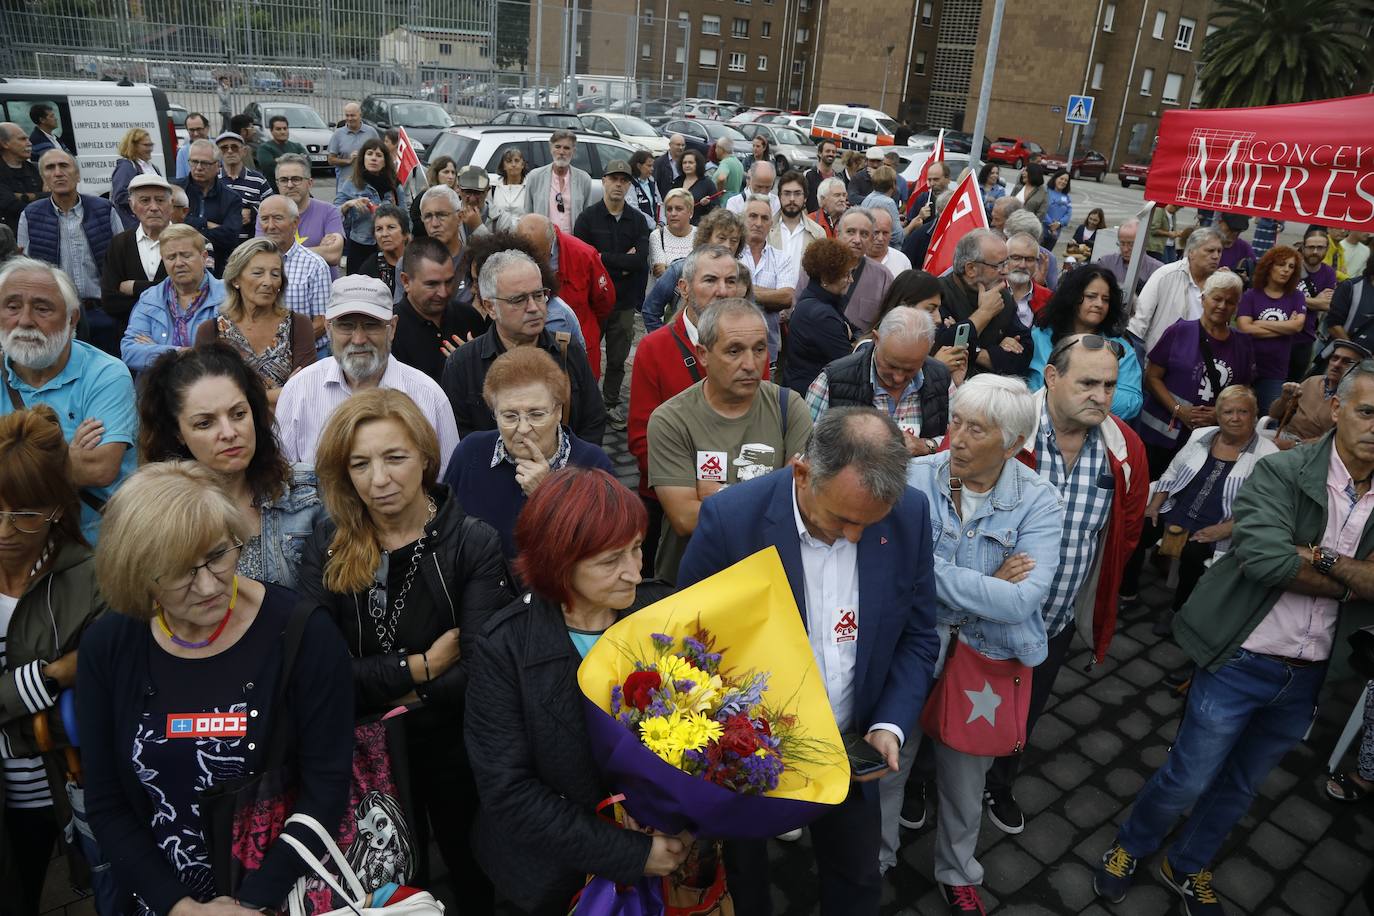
[{"left": 1065, "top": 95, "right": 1094, "bottom": 125}]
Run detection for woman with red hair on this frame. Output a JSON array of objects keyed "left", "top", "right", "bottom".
[
  {"left": 1236, "top": 244, "right": 1306, "bottom": 410},
  {"left": 465, "top": 467, "right": 687, "bottom": 914}
]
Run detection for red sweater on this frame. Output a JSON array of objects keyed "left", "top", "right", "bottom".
[{"left": 555, "top": 228, "right": 616, "bottom": 378}]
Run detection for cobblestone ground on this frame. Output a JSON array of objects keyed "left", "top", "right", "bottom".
[{"left": 41, "top": 320, "right": 1374, "bottom": 916}]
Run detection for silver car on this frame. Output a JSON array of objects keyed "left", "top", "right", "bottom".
[
  {"left": 736, "top": 123, "right": 817, "bottom": 173},
  {"left": 243, "top": 102, "right": 335, "bottom": 171}
]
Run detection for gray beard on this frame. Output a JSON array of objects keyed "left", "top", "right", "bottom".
[
  {"left": 0, "top": 324, "right": 72, "bottom": 371},
  {"left": 1009, "top": 269, "right": 1032, "bottom": 287},
  {"left": 339, "top": 347, "right": 386, "bottom": 383}
]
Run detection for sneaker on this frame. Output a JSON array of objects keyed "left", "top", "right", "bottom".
[
  {"left": 939, "top": 883, "right": 987, "bottom": 914},
  {"left": 1160, "top": 859, "right": 1225, "bottom": 914},
  {"left": 775, "top": 828, "right": 803, "bottom": 842},
  {"left": 1092, "top": 843, "right": 1139, "bottom": 903},
  {"left": 899, "top": 781, "right": 928, "bottom": 829},
  {"left": 984, "top": 788, "right": 1025, "bottom": 834}
]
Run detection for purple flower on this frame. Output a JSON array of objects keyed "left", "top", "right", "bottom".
[
  {"left": 610, "top": 685, "right": 624, "bottom": 716},
  {"left": 651, "top": 633, "right": 674, "bottom": 648},
  {"left": 674, "top": 679, "right": 697, "bottom": 694}
]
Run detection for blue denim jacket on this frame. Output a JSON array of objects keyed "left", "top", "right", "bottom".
[
  {"left": 255, "top": 463, "right": 326, "bottom": 590},
  {"left": 906, "top": 452, "right": 1063, "bottom": 665}
]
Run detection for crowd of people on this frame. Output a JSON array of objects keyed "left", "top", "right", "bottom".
[{"left": 0, "top": 101, "right": 1371, "bottom": 916}]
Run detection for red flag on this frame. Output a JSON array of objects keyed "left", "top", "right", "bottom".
[
  {"left": 394, "top": 126, "right": 422, "bottom": 185},
  {"left": 905, "top": 129, "right": 945, "bottom": 214},
  {"left": 923, "top": 168, "right": 990, "bottom": 276}
]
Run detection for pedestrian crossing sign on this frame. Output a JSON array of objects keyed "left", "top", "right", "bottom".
[{"left": 1066, "top": 95, "right": 1094, "bottom": 125}]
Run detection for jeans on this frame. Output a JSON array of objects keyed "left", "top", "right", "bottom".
[
  {"left": 1116, "top": 648, "right": 1323, "bottom": 874},
  {"left": 601, "top": 308, "right": 635, "bottom": 406},
  {"left": 1253, "top": 378, "right": 1286, "bottom": 415}
]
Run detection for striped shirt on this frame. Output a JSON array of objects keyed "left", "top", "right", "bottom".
[
  {"left": 274, "top": 355, "right": 460, "bottom": 475},
  {"left": 280, "top": 242, "right": 331, "bottom": 344},
  {"left": 220, "top": 165, "right": 271, "bottom": 240},
  {"left": 0, "top": 593, "right": 54, "bottom": 809}
]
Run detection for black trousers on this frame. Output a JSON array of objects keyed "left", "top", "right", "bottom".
[
  {"left": 1171, "top": 539, "right": 1214, "bottom": 613},
  {"left": 2, "top": 804, "right": 59, "bottom": 916},
  {"left": 724, "top": 783, "right": 882, "bottom": 915},
  {"left": 407, "top": 727, "right": 493, "bottom": 915},
  {"left": 601, "top": 308, "right": 636, "bottom": 406},
  {"left": 641, "top": 496, "right": 664, "bottom": 578},
  {"left": 985, "top": 625, "right": 1077, "bottom": 794}
]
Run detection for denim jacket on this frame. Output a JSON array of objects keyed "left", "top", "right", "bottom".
[
  {"left": 334, "top": 178, "right": 407, "bottom": 245},
  {"left": 255, "top": 463, "right": 326, "bottom": 590},
  {"left": 906, "top": 452, "right": 1063, "bottom": 665}
]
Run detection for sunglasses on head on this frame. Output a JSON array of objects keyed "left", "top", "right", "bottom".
[
  {"left": 1048, "top": 333, "right": 1125, "bottom": 364},
  {"left": 556, "top": 192, "right": 565, "bottom": 213}
]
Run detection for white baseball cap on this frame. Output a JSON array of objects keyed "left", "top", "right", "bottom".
[{"left": 325, "top": 276, "right": 393, "bottom": 322}]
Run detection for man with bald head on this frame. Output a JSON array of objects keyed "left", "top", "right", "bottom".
[
  {"left": 0, "top": 122, "right": 44, "bottom": 234},
  {"left": 1095, "top": 217, "right": 1163, "bottom": 296},
  {"left": 654, "top": 132, "right": 687, "bottom": 197},
  {"left": 327, "top": 102, "right": 379, "bottom": 176},
  {"left": 517, "top": 212, "right": 616, "bottom": 377},
  {"left": 727, "top": 160, "right": 779, "bottom": 216},
  {"left": 258, "top": 193, "right": 332, "bottom": 352}
]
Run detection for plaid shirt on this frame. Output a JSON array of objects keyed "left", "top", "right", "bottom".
[
  {"left": 804, "top": 344, "right": 925, "bottom": 431},
  {"left": 1036, "top": 403, "right": 1113, "bottom": 636},
  {"left": 281, "top": 242, "right": 332, "bottom": 341}
]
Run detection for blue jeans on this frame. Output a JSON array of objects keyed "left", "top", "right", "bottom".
[
  {"left": 1253, "top": 377, "right": 1286, "bottom": 414},
  {"left": 1117, "top": 648, "right": 1323, "bottom": 874}
]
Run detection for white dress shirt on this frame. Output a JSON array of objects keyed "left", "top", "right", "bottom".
[
  {"left": 135, "top": 225, "right": 162, "bottom": 281},
  {"left": 775, "top": 218, "right": 813, "bottom": 287},
  {"left": 726, "top": 190, "right": 781, "bottom": 217},
  {"left": 880, "top": 247, "right": 912, "bottom": 276}
]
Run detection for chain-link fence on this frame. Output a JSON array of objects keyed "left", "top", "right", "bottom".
[{"left": 2, "top": 0, "right": 687, "bottom": 124}]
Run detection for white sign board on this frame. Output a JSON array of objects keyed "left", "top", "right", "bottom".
[
  {"left": 1065, "top": 95, "right": 1094, "bottom": 126},
  {"left": 66, "top": 91, "right": 164, "bottom": 196}
]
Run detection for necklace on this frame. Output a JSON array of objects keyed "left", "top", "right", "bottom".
[
  {"left": 157, "top": 576, "right": 239, "bottom": 649},
  {"left": 368, "top": 495, "right": 437, "bottom": 653}
]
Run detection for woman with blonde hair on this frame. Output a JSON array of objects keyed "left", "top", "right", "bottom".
[
  {"left": 0, "top": 406, "right": 106, "bottom": 916},
  {"left": 649, "top": 188, "right": 698, "bottom": 278},
  {"left": 111, "top": 126, "right": 162, "bottom": 226},
  {"left": 298, "top": 388, "right": 511, "bottom": 908},
  {"left": 193, "top": 238, "right": 316, "bottom": 405},
  {"left": 77, "top": 461, "right": 353, "bottom": 914}
]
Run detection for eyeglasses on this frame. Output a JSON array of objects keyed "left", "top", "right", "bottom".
[
  {"left": 277, "top": 176, "right": 309, "bottom": 186},
  {"left": 1048, "top": 333, "right": 1126, "bottom": 364},
  {"left": 155, "top": 541, "right": 243, "bottom": 594},
  {"left": 189, "top": 159, "right": 217, "bottom": 168},
  {"left": 489, "top": 288, "right": 550, "bottom": 309},
  {"left": 332, "top": 317, "right": 389, "bottom": 334},
  {"left": 974, "top": 258, "right": 1010, "bottom": 271},
  {"left": 1007, "top": 254, "right": 1038, "bottom": 265},
  {"left": 555, "top": 192, "right": 565, "bottom": 213},
  {"left": 496, "top": 408, "right": 555, "bottom": 427},
  {"left": 0, "top": 509, "right": 60, "bottom": 534}
]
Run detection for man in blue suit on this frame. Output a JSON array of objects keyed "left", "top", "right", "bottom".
[{"left": 679, "top": 406, "right": 940, "bottom": 915}]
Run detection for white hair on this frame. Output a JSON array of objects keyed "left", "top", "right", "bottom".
[
  {"left": 876, "top": 305, "right": 935, "bottom": 345},
  {"left": 188, "top": 138, "right": 219, "bottom": 160},
  {"left": 260, "top": 193, "right": 299, "bottom": 220},
  {"left": 950, "top": 374, "right": 1036, "bottom": 450},
  {"left": 1187, "top": 227, "right": 1223, "bottom": 253},
  {"left": 421, "top": 184, "right": 461, "bottom": 210},
  {"left": 478, "top": 249, "right": 540, "bottom": 302},
  {"left": 817, "top": 177, "right": 846, "bottom": 199},
  {"left": 1202, "top": 270, "right": 1243, "bottom": 300},
  {"left": 0, "top": 256, "right": 81, "bottom": 317},
  {"left": 1003, "top": 210, "right": 1044, "bottom": 239}
]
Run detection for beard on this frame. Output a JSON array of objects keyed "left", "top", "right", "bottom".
[
  {"left": 1, "top": 323, "right": 72, "bottom": 371},
  {"left": 338, "top": 344, "right": 385, "bottom": 381},
  {"left": 1008, "top": 269, "right": 1032, "bottom": 286},
  {"left": 553, "top": 155, "right": 571, "bottom": 169},
  {"left": 780, "top": 201, "right": 803, "bottom": 219}
]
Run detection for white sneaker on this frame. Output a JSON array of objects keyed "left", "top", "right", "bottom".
[{"left": 775, "top": 828, "right": 804, "bottom": 842}]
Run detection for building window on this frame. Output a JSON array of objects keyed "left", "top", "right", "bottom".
[
  {"left": 736, "top": 0, "right": 751, "bottom": 5},
  {"left": 675, "top": 46, "right": 684, "bottom": 63},
  {"left": 921, "top": 2, "right": 933, "bottom": 25},
  {"left": 757, "top": 54, "right": 768, "bottom": 71},
  {"left": 642, "top": 43, "right": 652, "bottom": 59},
  {"left": 792, "top": 59, "right": 804, "bottom": 76},
  {"left": 800, "top": 0, "right": 810, "bottom": 10},
  {"left": 643, "top": 7, "right": 654, "bottom": 25},
  {"left": 1152, "top": 11, "right": 1166, "bottom": 39},
  {"left": 732, "top": 17, "right": 749, "bottom": 37},
  {"left": 1102, "top": 3, "right": 1115, "bottom": 31},
  {"left": 1206, "top": 23, "right": 1219, "bottom": 37},
  {"left": 700, "top": 48, "right": 718, "bottom": 68},
  {"left": 1175, "top": 17, "right": 1195, "bottom": 50},
  {"left": 1191, "top": 77, "right": 1204, "bottom": 106},
  {"left": 1091, "top": 62, "right": 1104, "bottom": 90},
  {"left": 796, "top": 27, "right": 809, "bottom": 42},
  {"left": 574, "top": 42, "right": 582, "bottom": 58},
  {"left": 726, "top": 85, "right": 744, "bottom": 102},
  {"left": 702, "top": 14, "right": 720, "bottom": 34},
  {"left": 1128, "top": 122, "right": 1150, "bottom": 155},
  {"left": 1139, "top": 67, "right": 1153, "bottom": 96},
  {"left": 755, "top": 87, "right": 766, "bottom": 103},
  {"left": 438, "top": 42, "right": 452, "bottom": 55},
  {"left": 728, "top": 52, "right": 746, "bottom": 71},
  {"left": 697, "top": 81, "right": 715, "bottom": 97},
  {"left": 915, "top": 50, "right": 926, "bottom": 74},
  {"left": 761, "top": 20, "right": 771, "bottom": 37},
  {"left": 1162, "top": 71, "right": 1183, "bottom": 104}
]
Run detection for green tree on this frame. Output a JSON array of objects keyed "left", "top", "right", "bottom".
[{"left": 1198, "top": 0, "right": 1374, "bottom": 108}]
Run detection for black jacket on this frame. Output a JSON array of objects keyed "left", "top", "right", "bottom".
[
  {"left": 936, "top": 273, "right": 1033, "bottom": 377},
  {"left": 175, "top": 175, "right": 243, "bottom": 275},
  {"left": 574, "top": 201, "right": 650, "bottom": 312},
  {"left": 821, "top": 342, "right": 951, "bottom": 437},
  {"left": 782, "top": 280, "right": 854, "bottom": 394},
  {"left": 653, "top": 152, "right": 680, "bottom": 198},
  {"left": 390, "top": 297, "right": 487, "bottom": 382},
  {"left": 441, "top": 325, "right": 607, "bottom": 445},
  {"left": 100, "top": 227, "right": 168, "bottom": 324},
  {"left": 846, "top": 168, "right": 875, "bottom": 205},
  {"left": 0, "top": 158, "right": 45, "bottom": 233},
  {"left": 465, "top": 587, "right": 671, "bottom": 911},
  {"left": 296, "top": 485, "right": 513, "bottom": 719}
]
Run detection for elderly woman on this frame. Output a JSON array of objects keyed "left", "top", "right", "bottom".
[
  {"left": 0, "top": 407, "right": 106, "bottom": 916},
  {"left": 138, "top": 343, "right": 323, "bottom": 590},
  {"left": 649, "top": 188, "right": 697, "bottom": 278},
  {"left": 78, "top": 461, "right": 353, "bottom": 914},
  {"left": 121, "top": 224, "right": 227, "bottom": 372},
  {"left": 642, "top": 207, "right": 743, "bottom": 332},
  {"left": 883, "top": 375, "right": 1062, "bottom": 912},
  {"left": 1028, "top": 265, "right": 1142, "bottom": 419},
  {"left": 876, "top": 269, "right": 969, "bottom": 382},
  {"left": 782, "top": 237, "right": 859, "bottom": 393},
  {"left": 466, "top": 467, "right": 687, "bottom": 914},
  {"left": 299, "top": 388, "right": 511, "bottom": 907},
  {"left": 490, "top": 148, "right": 531, "bottom": 234},
  {"left": 1138, "top": 270, "right": 1255, "bottom": 476},
  {"left": 111, "top": 127, "right": 162, "bottom": 227},
  {"left": 1236, "top": 244, "right": 1306, "bottom": 409},
  {"left": 335, "top": 138, "right": 406, "bottom": 274},
  {"left": 355, "top": 203, "right": 412, "bottom": 305},
  {"left": 192, "top": 238, "right": 316, "bottom": 404},
  {"left": 443, "top": 347, "right": 615, "bottom": 559},
  {"left": 676, "top": 148, "right": 718, "bottom": 224}
]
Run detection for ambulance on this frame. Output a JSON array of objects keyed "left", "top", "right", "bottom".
[{"left": 809, "top": 103, "right": 900, "bottom": 150}]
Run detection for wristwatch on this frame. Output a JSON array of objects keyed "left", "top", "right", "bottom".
[
  {"left": 923, "top": 438, "right": 939, "bottom": 454},
  {"left": 1312, "top": 546, "right": 1340, "bottom": 576}
]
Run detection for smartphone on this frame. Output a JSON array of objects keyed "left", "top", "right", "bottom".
[
  {"left": 953, "top": 322, "right": 971, "bottom": 349},
  {"left": 842, "top": 732, "right": 890, "bottom": 777}
]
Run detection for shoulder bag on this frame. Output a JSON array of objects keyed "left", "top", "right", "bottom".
[
  {"left": 282, "top": 814, "right": 443, "bottom": 916},
  {"left": 918, "top": 626, "right": 1033, "bottom": 757}
]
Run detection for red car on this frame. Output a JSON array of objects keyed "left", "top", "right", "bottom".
[
  {"left": 1118, "top": 160, "right": 1151, "bottom": 188},
  {"left": 1040, "top": 149, "right": 1108, "bottom": 182},
  {"left": 987, "top": 137, "right": 1044, "bottom": 168}
]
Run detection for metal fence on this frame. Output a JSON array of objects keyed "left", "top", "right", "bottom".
[{"left": 2, "top": 0, "right": 686, "bottom": 123}]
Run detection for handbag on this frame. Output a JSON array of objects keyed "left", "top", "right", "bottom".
[
  {"left": 1157, "top": 524, "right": 1190, "bottom": 559},
  {"left": 919, "top": 628, "right": 1033, "bottom": 757},
  {"left": 281, "top": 814, "right": 443, "bottom": 916}
]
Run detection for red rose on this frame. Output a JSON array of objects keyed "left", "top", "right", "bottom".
[
  {"left": 718, "top": 713, "right": 761, "bottom": 757},
  {"left": 623, "top": 670, "right": 662, "bottom": 711}
]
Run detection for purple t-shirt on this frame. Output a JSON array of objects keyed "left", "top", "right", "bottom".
[
  {"left": 1237, "top": 287, "right": 1307, "bottom": 379},
  {"left": 257, "top": 197, "right": 345, "bottom": 279},
  {"left": 1218, "top": 237, "right": 1255, "bottom": 273},
  {"left": 1298, "top": 262, "right": 1338, "bottom": 341},
  {"left": 1140, "top": 319, "right": 1257, "bottom": 448}
]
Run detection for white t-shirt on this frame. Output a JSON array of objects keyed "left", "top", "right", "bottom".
[{"left": 0, "top": 592, "right": 53, "bottom": 809}]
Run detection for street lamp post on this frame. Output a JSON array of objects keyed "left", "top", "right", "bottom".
[{"left": 880, "top": 44, "right": 894, "bottom": 112}]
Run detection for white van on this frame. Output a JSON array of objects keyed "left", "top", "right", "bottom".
[
  {"left": 0, "top": 78, "right": 176, "bottom": 194},
  {"left": 809, "top": 103, "right": 900, "bottom": 151}
]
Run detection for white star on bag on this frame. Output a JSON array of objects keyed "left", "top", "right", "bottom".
[{"left": 964, "top": 681, "right": 1003, "bottom": 726}]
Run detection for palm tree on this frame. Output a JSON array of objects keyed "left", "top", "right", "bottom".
[{"left": 1198, "top": 0, "right": 1374, "bottom": 109}]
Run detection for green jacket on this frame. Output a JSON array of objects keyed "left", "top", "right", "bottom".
[
  {"left": 256, "top": 139, "right": 308, "bottom": 186},
  {"left": 1175, "top": 430, "right": 1374, "bottom": 679}
]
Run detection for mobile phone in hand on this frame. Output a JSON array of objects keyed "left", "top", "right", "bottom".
[
  {"left": 842, "top": 731, "right": 889, "bottom": 777},
  {"left": 953, "top": 322, "right": 971, "bottom": 349}
]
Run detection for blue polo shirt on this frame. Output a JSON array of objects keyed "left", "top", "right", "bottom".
[{"left": 2, "top": 340, "right": 138, "bottom": 543}]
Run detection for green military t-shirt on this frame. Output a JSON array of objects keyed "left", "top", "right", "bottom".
[{"left": 647, "top": 379, "right": 813, "bottom": 582}]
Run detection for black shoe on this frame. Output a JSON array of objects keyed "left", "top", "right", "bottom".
[
  {"left": 898, "top": 780, "right": 927, "bottom": 829},
  {"left": 1152, "top": 609, "right": 1175, "bottom": 637},
  {"left": 1164, "top": 664, "right": 1195, "bottom": 690},
  {"left": 984, "top": 788, "right": 1025, "bottom": 834}
]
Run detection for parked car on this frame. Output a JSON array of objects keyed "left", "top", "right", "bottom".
[
  {"left": 728, "top": 107, "right": 783, "bottom": 125},
  {"left": 987, "top": 136, "right": 1043, "bottom": 168},
  {"left": 1118, "top": 159, "right": 1151, "bottom": 188},
  {"left": 910, "top": 129, "right": 991, "bottom": 159},
  {"left": 425, "top": 125, "right": 635, "bottom": 186},
  {"left": 489, "top": 109, "right": 584, "bottom": 130},
  {"left": 665, "top": 100, "right": 721, "bottom": 120},
  {"left": 898, "top": 151, "right": 973, "bottom": 186},
  {"left": 1040, "top": 148, "right": 1108, "bottom": 181},
  {"left": 735, "top": 122, "right": 817, "bottom": 173},
  {"left": 251, "top": 71, "right": 286, "bottom": 93},
  {"left": 242, "top": 101, "right": 335, "bottom": 171},
  {"left": 658, "top": 118, "right": 748, "bottom": 158},
  {"left": 168, "top": 103, "right": 189, "bottom": 145},
  {"left": 188, "top": 68, "right": 218, "bottom": 91},
  {"left": 756, "top": 112, "right": 813, "bottom": 134},
  {"left": 360, "top": 94, "right": 455, "bottom": 151},
  {"left": 148, "top": 65, "right": 176, "bottom": 88},
  {"left": 283, "top": 72, "right": 315, "bottom": 93},
  {"left": 581, "top": 111, "right": 669, "bottom": 156},
  {"left": 575, "top": 95, "right": 610, "bottom": 114}
]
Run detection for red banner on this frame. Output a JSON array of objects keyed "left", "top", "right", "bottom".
[
  {"left": 1144, "top": 94, "right": 1374, "bottom": 231},
  {"left": 923, "top": 168, "right": 989, "bottom": 276},
  {"left": 906, "top": 130, "right": 944, "bottom": 211},
  {"left": 394, "top": 126, "right": 422, "bottom": 185}
]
